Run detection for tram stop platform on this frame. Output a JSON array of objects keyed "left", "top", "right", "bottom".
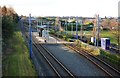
[{"left": 33, "top": 32, "right": 74, "bottom": 44}]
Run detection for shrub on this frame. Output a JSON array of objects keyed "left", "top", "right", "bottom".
[{"left": 89, "top": 42, "right": 94, "bottom": 45}]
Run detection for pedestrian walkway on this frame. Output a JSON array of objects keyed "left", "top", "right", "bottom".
[{"left": 33, "top": 32, "right": 73, "bottom": 44}]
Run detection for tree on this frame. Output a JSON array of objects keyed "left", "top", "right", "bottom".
[
  {"left": 2, "top": 16, "right": 14, "bottom": 39},
  {"left": 2, "top": 6, "right": 19, "bottom": 43},
  {"left": 2, "top": 6, "right": 7, "bottom": 16}
]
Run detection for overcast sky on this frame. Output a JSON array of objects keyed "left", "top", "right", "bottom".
[{"left": 1, "top": 0, "right": 120, "bottom": 17}]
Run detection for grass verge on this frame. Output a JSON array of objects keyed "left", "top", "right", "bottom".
[
  {"left": 100, "top": 49, "right": 120, "bottom": 69},
  {"left": 2, "top": 31, "right": 37, "bottom": 76}
]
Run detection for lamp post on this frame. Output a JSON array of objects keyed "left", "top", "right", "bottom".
[{"left": 29, "top": 14, "right": 32, "bottom": 58}]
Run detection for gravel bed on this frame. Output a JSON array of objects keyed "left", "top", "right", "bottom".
[
  {"left": 43, "top": 44, "right": 108, "bottom": 76},
  {"left": 32, "top": 44, "right": 57, "bottom": 76}
]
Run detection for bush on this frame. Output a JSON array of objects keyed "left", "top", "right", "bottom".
[
  {"left": 100, "top": 49, "right": 120, "bottom": 64},
  {"left": 89, "top": 42, "right": 94, "bottom": 45},
  {"left": 58, "top": 34, "right": 63, "bottom": 39},
  {"left": 103, "top": 28, "right": 110, "bottom": 31}
]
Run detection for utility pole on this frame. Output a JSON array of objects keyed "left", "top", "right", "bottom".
[{"left": 29, "top": 14, "right": 32, "bottom": 58}]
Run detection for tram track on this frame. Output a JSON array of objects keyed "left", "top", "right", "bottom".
[
  {"left": 52, "top": 34, "right": 120, "bottom": 77},
  {"left": 24, "top": 31, "right": 76, "bottom": 77}
]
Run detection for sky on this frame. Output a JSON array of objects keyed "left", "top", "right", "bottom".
[{"left": 1, "top": 0, "right": 120, "bottom": 17}]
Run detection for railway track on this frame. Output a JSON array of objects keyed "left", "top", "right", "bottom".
[
  {"left": 33, "top": 36, "right": 75, "bottom": 77},
  {"left": 22, "top": 24, "right": 119, "bottom": 77},
  {"left": 24, "top": 30, "right": 75, "bottom": 77},
  {"left": 65, "top": 44, "right": 120, "bottom": 77},
  {"left": 51, "top": 35, "right": 120, "bottom": 77}
]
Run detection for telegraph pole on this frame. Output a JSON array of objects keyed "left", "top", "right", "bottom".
[{"left": 29, "top": 14, "right": 32, "bottom": 58}]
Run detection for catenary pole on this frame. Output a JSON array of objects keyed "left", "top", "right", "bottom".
[
  {"left": 29, "top": 14, "right": 32, "bottom": 58},
  {"left": 76, "top": 16, "right": 78, "bottom": 39}
]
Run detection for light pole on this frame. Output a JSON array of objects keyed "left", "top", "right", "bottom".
[{"left": 29, "top": 14, "right": 32, "bottom": 58}]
